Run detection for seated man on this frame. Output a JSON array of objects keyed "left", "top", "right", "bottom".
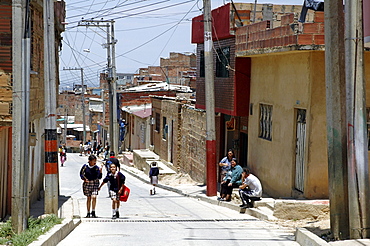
[{"left": 238, "top": 168, "right": 262, "bottom": 208}]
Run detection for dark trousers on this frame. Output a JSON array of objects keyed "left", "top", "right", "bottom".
[
  {"left": 239, "top": 189, "right": 260, "bottom": 207},
  {"left": 221, "top": 180, "right": 239, "bottom": 196}
]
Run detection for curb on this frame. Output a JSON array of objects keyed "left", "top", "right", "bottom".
[
  {"left": 30, "top": 197, "right": 81, "bottom": 246},
  {"left": 122, "top": 165, "right": 276, "bottom": 222},
  {"left": 295, "top": 228, "right": 329, "bottom": 246},
  {"left": 29, "top": 218, "right": 81, "bottom": 246}
]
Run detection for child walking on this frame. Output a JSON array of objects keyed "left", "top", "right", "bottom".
[
  {"left": 79, "top": 155, "right": 102, "bottom": 218},
  {"left": 149, "top": 161, "right": 159, "bottom": 195},
  {"left": 98, "top": 163, "right": 126, "bottom": 219},
  {"left": 60, "top": 144, "right": 67, "bottom": 167}
]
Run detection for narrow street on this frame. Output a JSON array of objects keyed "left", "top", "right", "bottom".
[{"left": 56, "top": 153, "right": 298, "bottom": 246}]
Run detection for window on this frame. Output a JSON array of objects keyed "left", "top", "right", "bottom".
[
  {"left": 216, "top": 47, "right": 230, "bottom": 77},
  {"left": 155, "top": 113, "right": 160, "bottom": 132},
  {"left": 162, "top": 116, "right": 168, "bottom": 140},
  {"left": 259, "top": 104, "right": 272, "bottom": 141},
  {"left": 199, "top": 51, "right": 205, "bottom": 77}
]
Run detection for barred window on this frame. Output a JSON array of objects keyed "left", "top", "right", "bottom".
[
  {"left": 259, "top": 104, "right": 273, "bottom": 141},
  {"left": 162, "top": 116, "right": 168, "bottom": 140},
  {"left": 216, "top": 47, "right": 230, "bottom": 78}
]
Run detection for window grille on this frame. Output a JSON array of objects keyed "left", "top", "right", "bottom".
[
  {"left": 259, "top": 104, "right": 272, "bottom": 141},
  {"left": 216, "top": 47, "right": 230, "bottom": 78},
  {"left": 162, "top": 117, "right": 167, "bottom": 140}
]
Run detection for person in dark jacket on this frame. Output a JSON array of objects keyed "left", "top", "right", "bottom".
[
  {"left": 149, "top": 161, "right": 160, "bottom": 195},
  {"left": 105, "top": 151, "right": 120, "bottom": 173},
  {"left": 80, "top": 155, "right": 102, "bottom": 218},
  {"left": 99, "top": 163, "right": 126, "bottom": 219}
]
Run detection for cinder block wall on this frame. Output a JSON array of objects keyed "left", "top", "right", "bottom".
[{"left": 180, "top": 105, "right": 206, "bottom": 183}]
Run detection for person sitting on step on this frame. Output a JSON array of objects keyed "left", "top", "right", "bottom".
[{"left": 238, "top": 168, "right": 262, "bottom": 208}]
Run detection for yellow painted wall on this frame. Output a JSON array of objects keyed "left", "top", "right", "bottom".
[
  {"left": 304, "top": 51, "right": 328, "bottom": 198},
  {"left": 248, "top": 51, "right": 329, "bottom": 198}
]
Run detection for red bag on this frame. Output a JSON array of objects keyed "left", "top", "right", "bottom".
[{"left": 119, "top": 185, "right": 130, "bottom": 202}]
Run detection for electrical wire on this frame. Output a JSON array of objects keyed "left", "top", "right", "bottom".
[
  {"left": 60, "top": 0, "right": 200, "bottom": 86},
  {"left": 151, "top": 0, "right": 199, "bottom": 65}
]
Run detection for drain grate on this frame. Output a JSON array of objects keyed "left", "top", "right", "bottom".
[{"left": 84, "top": 218, "right": 259, "bottom": 223}]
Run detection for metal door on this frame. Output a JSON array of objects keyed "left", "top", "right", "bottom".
[{"left": 295, "top": 109, "right": 307, "bottom": 192}]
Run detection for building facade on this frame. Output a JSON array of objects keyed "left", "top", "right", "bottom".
[{"left": 0, "top": 0, "right": 65, "bottom": 219}]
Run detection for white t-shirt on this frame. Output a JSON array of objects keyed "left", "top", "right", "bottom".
[{"left": 243, "top": 174, "right": 262, "bottom": 197}]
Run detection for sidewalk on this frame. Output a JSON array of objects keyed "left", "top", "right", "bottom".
[{"left": 28, "top": 154, "right": 369, "bottom": 246}]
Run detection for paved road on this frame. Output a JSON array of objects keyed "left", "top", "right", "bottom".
[{"left": 57, "top": 153, "right": 299, "bottom": 246}]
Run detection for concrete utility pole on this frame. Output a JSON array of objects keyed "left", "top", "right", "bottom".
[
  {"left": 203, "top": 0, "right": 217, "bottom": 196},
  {"left": 63, "top": 68, "right": 87, "bottom": 144},
  {"left": 79, "top": 19, "right": 118, "bottom": 155},
  {"left": 345, "top": 0, "right": 370, "bottom": 239},
  {"left": 111, "top": 22, "right": 119, "bottom": 155},
  {"left": 12, "top": 0, "right": 31, "bottom": 233},
  {"left": 324, "top": 0, "right": 349, "bottom": 240},
  {"left": 44, "top": 0, "right": 59, "bottom": 215},
  {"left": 64, "top": 107, "right": 68, "bottom": 145}
]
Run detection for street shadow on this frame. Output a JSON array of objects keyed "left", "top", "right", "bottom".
[{"left": 29, "top": 195, "right": 71, "bottom": 218}]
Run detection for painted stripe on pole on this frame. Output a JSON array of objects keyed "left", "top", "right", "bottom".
[
  {"left": 45, "top": 140, "right": 57, "bottom": 152},
  {"left": 45, "top": 162, "right": 58, "bottom": 174},
  {"left": 206, "top": 139, "right": 217, "bottom": 196},
  {"left": 45, "top": 129, "right": 58, "bottom": 174},
  {"left": 45, "top": 151, "right": 58, "bottom": 163}
]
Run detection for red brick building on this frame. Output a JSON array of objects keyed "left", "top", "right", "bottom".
[{"left": 192, "top": 2, "right": 302, "bottom": 176}]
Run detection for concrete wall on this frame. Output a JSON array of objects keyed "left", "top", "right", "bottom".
[
  {"left": 248, "top": 51, "right": 328, "bottom": 199},
  {"left": 131, "top": 115, "right": 150, "bottom": 150}
]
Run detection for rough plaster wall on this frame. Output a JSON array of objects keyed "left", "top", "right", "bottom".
[{"left": 304, "top": 51, "right": 328, "bottom": 199}]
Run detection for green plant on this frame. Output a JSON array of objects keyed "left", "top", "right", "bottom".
[
  {"left": 0, "top": 214, "right": 62, "bottom": 246},
  {"left": 0, "top": 219, "right": 14, "bottom": 245}
]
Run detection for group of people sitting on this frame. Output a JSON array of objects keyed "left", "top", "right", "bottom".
[{"left": 218, "top": 149, "right": 262, "bottom": 208}]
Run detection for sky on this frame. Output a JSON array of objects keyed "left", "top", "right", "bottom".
[{"left": 59, "top": 0, "right": 304, "bottom": 88}]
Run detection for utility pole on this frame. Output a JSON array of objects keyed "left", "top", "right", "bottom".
[
  {"left": 111, "top": 22, "right": 119, "bottom": 155},
  {"left": 79, "top": 19, "right": 118, "bottom": 154},
  {"left": 324, "top": 0, "right": 349, "bottom": 240},
  {"left": 203, "top": 0, "right": 217, "bottom": 196},
  {"left": 345, "top": 0, "right": 370, "bottom": 239},
  {"left": 64, "top": 107, "right": 68, "bottom": 145},
  {"left": 63, "top": 68, "right": 87, "bottom": 144},
  {"left": 44, "top": 0, "right": 58, "bottom": 215},
  {"left": 12, "top": 0, "right": 31, "bottom": 233}
]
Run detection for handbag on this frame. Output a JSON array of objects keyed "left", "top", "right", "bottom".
[
  {"left": 119, "top": 185, "right": 130, "bottom": 202},
  {"left": 117, "top": 172, "right": 130, "bottom": 202}
]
